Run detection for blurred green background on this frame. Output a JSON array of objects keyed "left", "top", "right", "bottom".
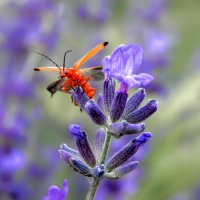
[{"left": 1, "top": 0, "right": 200, "bottom": 199}]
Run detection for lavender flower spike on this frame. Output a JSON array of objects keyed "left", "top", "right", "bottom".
[
  {"left": 42, "top": 179, "right": 68, "bottom": 200},
  {"left": 70, "top": 124, "right": 96, "bottom": 167},
  {"left": 84, "top": 100, "right": 107, "bottom": 125},
  {"left": 108, "top": 121, "right": 145, "bottom": 138},
  {"left": 102, "top": 44, "right": 154, "bottom": 88},
  {"left": 123, "top": 100, "right": 158, "bottom": 123},
  {"left": 106, "top": 132, "right": 152, "bottom": 172}
]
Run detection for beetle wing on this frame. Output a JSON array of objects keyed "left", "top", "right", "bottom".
[
  {"left": 47, "top": 78, "right": 64, "bottom": 97},
  {"left": 47, "top": 77, "right": 72, "bottom": 97},
  {"left": 73, "top": 42, "right": 108, "bottom": 69},
  {"left": 80, "top": 66, "right": 104, "bottom": 81}
]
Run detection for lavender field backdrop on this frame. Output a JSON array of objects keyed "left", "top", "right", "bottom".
[{"left": 0, "top": 0, "right": 200, "bottom": 200}]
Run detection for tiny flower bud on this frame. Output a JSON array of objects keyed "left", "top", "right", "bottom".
[
  {"left": 110, "top": 91, "right": 128, "bottom": 123},
  {"left": 69, "top": 158, "right": 92, "bottom": 177},
  {"left": 106, "top": 132, "right": 152, "bottom": 172},
  {"left": 122, "top": 88, "right": 146, "bottom": 117},
  {"left": 59, "top": 144, "right": 81, "bottom": 164},
  {"left": 108, "top": 121, "right": 145, "bottom": 138},
  {"left": 71, "top": 87, "right": 90, "bottom": 109},
  {"left": 103, "top": 78, "right": 116, "bottom": 113},
  {"left": 59, "top": 149, "right": 73, "bottom": 164},
  {"left": 123, "top": 100, "right": 158, "bottom": 123},
  {"left": 92, "top": 164, "right": 105, "bottom": 178},
  {"left": 105, "top": 161, "right": 139, "bottom": 179},
  {"left": 94, "top": 128, "right": 106, "bottom": 161},
  {"left": 60, "top": 144, "right": 79, "bottom": 158},
  {"left": 69, "top": 124, "right": 96, "bottom": 167},
  {"left": 84, "top": 100, "right": 107, "bottom": 125}
]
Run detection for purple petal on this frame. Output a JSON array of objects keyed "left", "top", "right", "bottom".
[
  {"left": 103, "top": 44, "right": 143, "bottom": 75},
  {"left": 43, "top": 179, "right": 68, "bottom": 200},
  {"left": 102, "top": 44, "right": 154, "bottom": 88},
  {"left": 133, "top": 73, "right": 154, "bottom": 86}
]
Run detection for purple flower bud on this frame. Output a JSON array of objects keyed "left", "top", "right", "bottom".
[
  {"left": 92, "top": 164, "right": 105, "bottom": 178},
  {"left": 103, "top": 78, "right": 116, "bottom": 113},
  {"left": 69, "top": 158, "right": 92, "bottom": 177},
  {"left": 110, "top": 88, "right": 128, "bottom": 123},
  {"left": 84, "top": 100, "right": 107, "bottom": 125},
  {"left": 122, "top": 88, "right": 146, "bottom": 118},
  {"left": 106, "top": 132, "right": 152, "bottom": 171},
  {"left": 108, "top": 121, "right": 145, "bottom": 138},
  {"left": 94, "top": 128, "right": 106, "bottom": 161},
  {"left": 105, "top": 161, "right": 139, "bottom": 179},
  {"left": 59, "top": 149, "right": 73, "bottom": 164},
  {"left": 123, "top": 100, "right": 158, "bottom": 123},
  {"left": 42, "top": 179, "right": 68, "bottom": 200},
  {"left": 69, "top": 124, "right": 96, "bottom": 167},
  {"left": 71, "top": 87, "right": 90, "bottom": 110},
  {"left": 59, "top": 144, "right": 81, "bottom": 164},
  {"left": 60, "top": 144, "right": 79, "bottom": 157}
]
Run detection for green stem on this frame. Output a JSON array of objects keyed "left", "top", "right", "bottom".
[
  {"left": 85, "top": 130, "right": 112, "bottom": 200},
  {"left": 86, "top": 178, "right": 100, "bottom": 200},
  {"left": 100, "top": 133, "right": 111, "bottom": 164}
]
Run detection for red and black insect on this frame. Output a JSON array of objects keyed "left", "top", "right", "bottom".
[{"left": 34, "top": 42, "right": 108, "bottom": 100}]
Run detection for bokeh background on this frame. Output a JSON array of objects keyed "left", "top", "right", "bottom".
[{"left": 0, "top": 0, "right": 200, "bottom": 199}]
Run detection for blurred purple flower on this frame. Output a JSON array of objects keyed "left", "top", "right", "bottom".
[
  {"left": 0, "top": 0, "right": 62, "bottom": 57},
  {"left": 0, "top": 107, "right": 33, "bottom": 143},
  {"left": 102, "top": 44, "right": 154, "bottom": 88},
  {"left": 190, "top": 47, "right": 200, "bottom": 71},
  {"left": 136, "top": 0, "right": 167, "bottom": 22},
  {"left": 0, "top": 180, "right": 29, "bottom": 200},
  {"left": 142, "top": 32, "right": 171, "bottom": 72},
  {"left": 0, "top": 147, "right": 25, "bottom": 181},
  {"left": 76, "top": 0, "right": 111, "bottom": 24},
  {"left": 42, "top": 179, "right": 68, "bottom": 200},
  {"left": 27, "top": 148, "right": 59, "bottom": 180},
  {"left": 0, "top": 0, "right": 63, "bottom": 199}
]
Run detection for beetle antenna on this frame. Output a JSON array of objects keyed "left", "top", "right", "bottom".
[
  {"left": 32, "top": 51, "right": 62, "bottom": 74},
  {"left": 63, "top": 50, "right": 72, "bottom": 71}
]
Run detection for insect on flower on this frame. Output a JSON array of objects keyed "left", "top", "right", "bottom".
[{"left": 34, "top": 42, "right": 109, "bottom": 102}]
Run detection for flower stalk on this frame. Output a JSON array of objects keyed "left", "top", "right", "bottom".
[
  {"left": 86, "top": 178, "right": 100, "bottom": 200},
  {"left": 100, "top": 132, "right": 111, "bottom": 164},
  {"left": 86, "top": 128, "right": 111, "bottom": 200}
]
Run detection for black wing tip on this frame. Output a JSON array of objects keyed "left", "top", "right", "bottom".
[
  {"left": 34, "top": 68, "right": 40, "bottom": 71},
  {"left": 103, "top": 41, "right": 109, "bottom": 46}
]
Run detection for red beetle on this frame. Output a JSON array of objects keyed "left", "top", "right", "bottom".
[{"left": 34, "top": 42, "right": 108, "bottom": 100}]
